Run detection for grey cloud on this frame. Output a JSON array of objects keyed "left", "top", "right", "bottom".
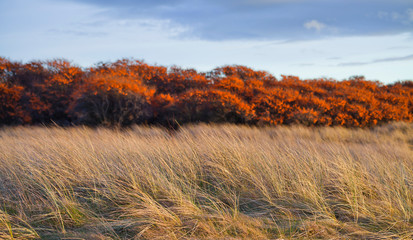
[
  {"left": 339, "top": 54, "right": 413, "bottom": 66},
  {"left": 56, "top": 0, "right": 413, "bottom": 40},
  {"left": 339, "top": 61, "right": 368, "bottom": 67},
  {"left": 386, "top": 45, "right": 411, "bottom": 50},
  {"left": 374, "top": 54, "right": 413, "bottom": 63},
  {"left": 295, "top": 63, "right": 315, "bottom": 66},
  {"left": 47, "top": 29, "right": 108, "bottom": 37},
  {"left": 304, "top": 20, "right": 326, "bottom": 32}
]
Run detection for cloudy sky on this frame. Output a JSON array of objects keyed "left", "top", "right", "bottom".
[{"left": 1, "top": 0, "right": 412, "bottom": 83}]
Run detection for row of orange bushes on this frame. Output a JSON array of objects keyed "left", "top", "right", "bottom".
[{"left": 1, "top": 57, "right": 412, "bottom": 127}]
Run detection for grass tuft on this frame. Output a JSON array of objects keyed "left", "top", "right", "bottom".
[{"left": 0, "top": 122, "right": 412, "bottom": 239}]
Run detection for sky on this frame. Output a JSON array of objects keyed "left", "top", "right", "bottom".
[{"left": 1, "top": 0, "right": 413, "bottom": 83}]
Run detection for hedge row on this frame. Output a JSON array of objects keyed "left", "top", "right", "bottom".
[{"left": 1, "top": 58, "right": 412, "bottom": 127}]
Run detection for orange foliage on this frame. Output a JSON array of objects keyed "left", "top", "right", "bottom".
[
  {"left": 0, "top": 83, "right": 29, "bottom": 124},
  {"left": 0, "top": 58, "right": 412, "bottom": 127},
  {"left": 178, "top": 89, "right": 254, "bottom": 123},
  {"left": 213, "top": 76, "right": 245, "bottom": 94},
  {"left": 82, "top": 72, "right": 155, "bottom": 98},
  {"left": 211, "top": 65, "right": 276, "bottom": 83},
  {"left": 152, "top": 66, "right": 209, "bottom": 94}
]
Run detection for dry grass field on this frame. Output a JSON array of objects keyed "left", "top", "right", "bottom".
[{"left": 0, "top": 123, "right": 412, "bottom": 239}]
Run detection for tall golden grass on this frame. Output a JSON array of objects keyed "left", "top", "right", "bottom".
[{"left": 0, "top": 123, "right": 412, "bottom": 239}]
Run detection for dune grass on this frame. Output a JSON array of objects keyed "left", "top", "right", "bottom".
[{"left": 0, "top": 123, "right": 412, "bottom": 239}]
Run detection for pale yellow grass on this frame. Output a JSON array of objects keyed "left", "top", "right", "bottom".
[{"left": 0, "top": 123, "right": 412, "bottom": 239}]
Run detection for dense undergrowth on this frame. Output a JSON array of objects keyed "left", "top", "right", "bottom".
[
  {"left": 1, "top": 57, "right": 412, "bottom": 127},
  {"left": 0, "top": 123, "right": 412, "bottom": 239}
]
